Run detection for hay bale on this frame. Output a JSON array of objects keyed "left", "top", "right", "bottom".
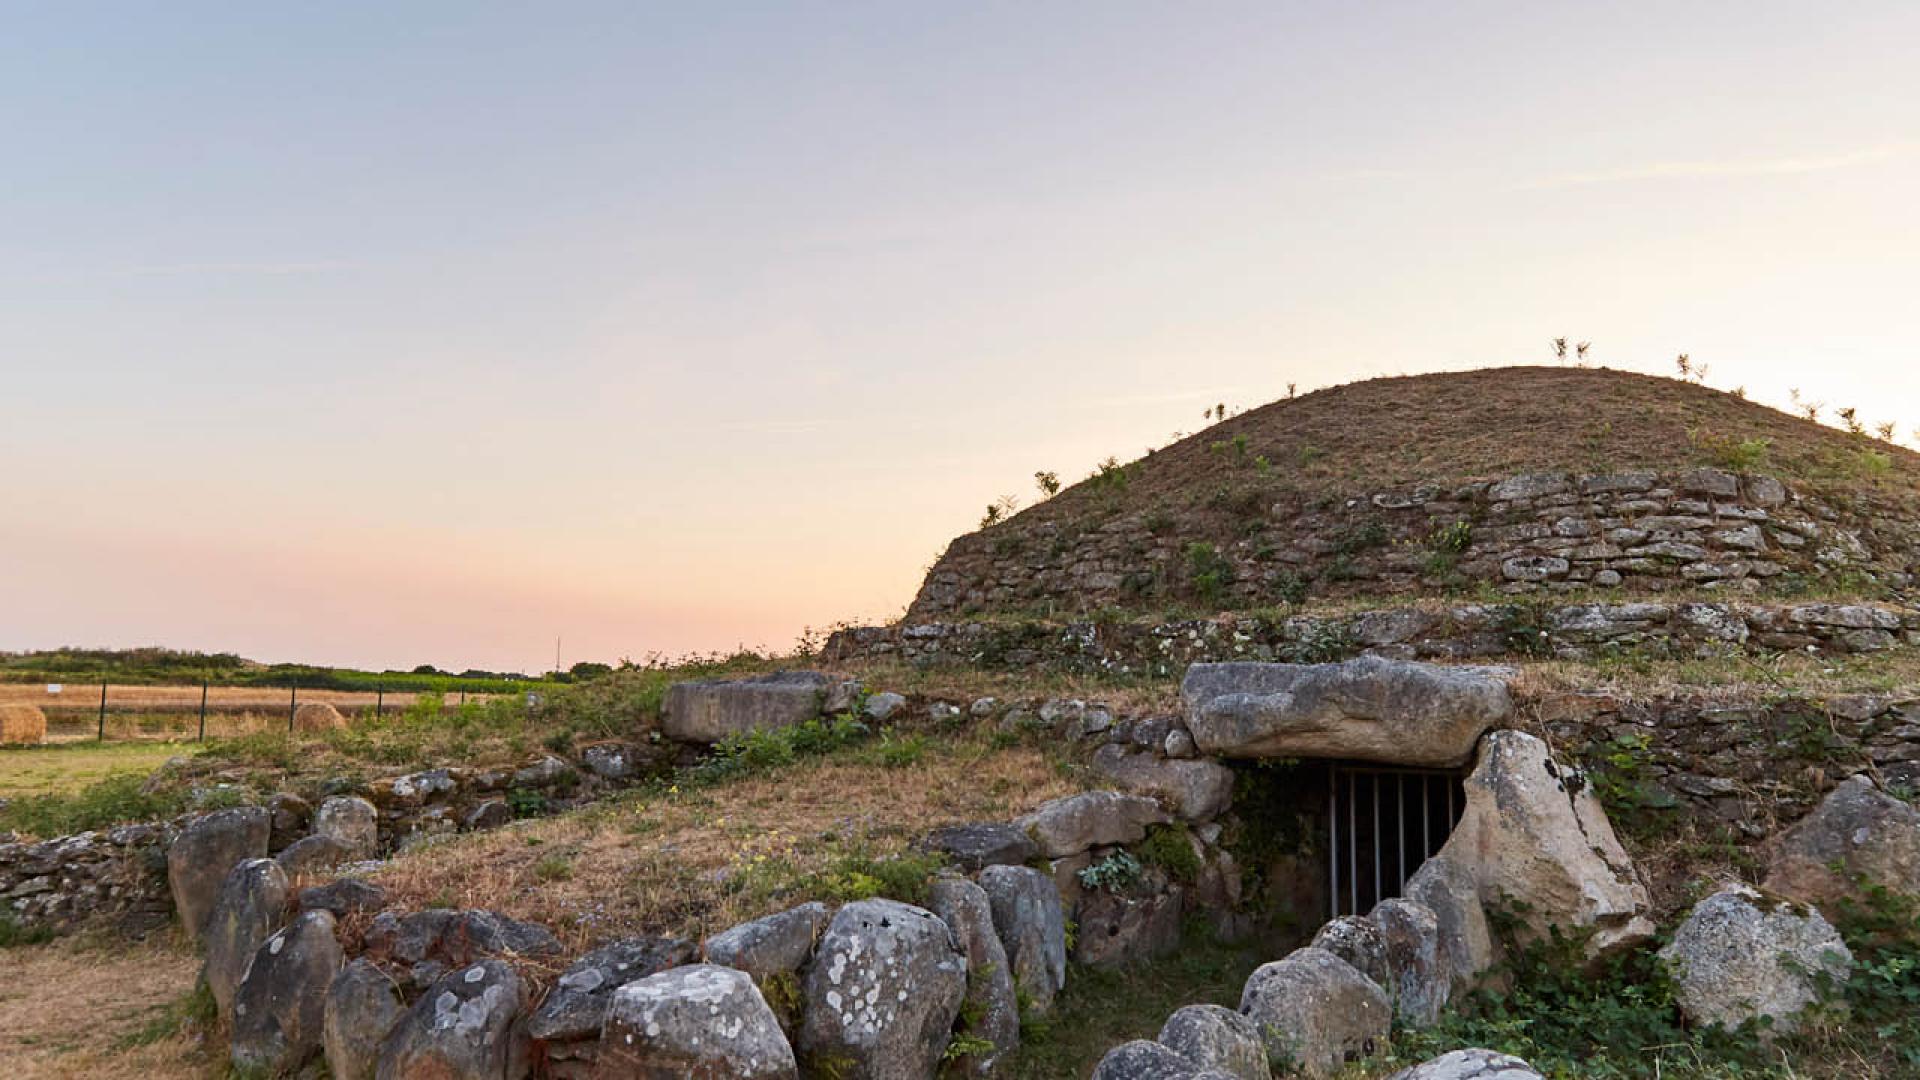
[
  {"left": 293, "top": 701, "right": 347, "bottom": 733},
  {"left": 0, "top": 703, "right": 47, "bottom": 745}
]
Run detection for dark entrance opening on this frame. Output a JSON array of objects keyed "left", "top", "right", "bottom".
[{"left": 1327, "top": 763, "right": 1467, "bottom": 917}]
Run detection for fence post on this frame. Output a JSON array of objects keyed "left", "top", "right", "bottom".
[
  {"left": 199, "top": 680, "right": 209, "bottom": 741},
  {"left": 98, "top": 680, "right": 108, "bottom": 741},
  {"left": 375, "top": 685, "right": 383, "bottom": 718},
  {"left": 459, "top": 688, "right": 467, "bottom": 707},
  {"left": 289, "top": 683, "right": 297, "bottom": 733}
]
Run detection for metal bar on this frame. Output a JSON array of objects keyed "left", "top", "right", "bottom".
[
  {"left": 1422, "top": 773, "right": 1431, "bottom": 857},
  {"left": 289, "top": 684, "right": 297, "bottom": 733},
  {"left": 1328, "top": 766, "right": 1339, "bottom": 918},
  {"left": 98, "top": 680, "right": 107, "bottom": 741},
  {"left": 198, "top": 681, "right": 208, "bottom": 741},
  {"left": 1347, "top": 768, "right": 1358, "bottom": 917},
  {"left": 1372, "top": 773, "right": 1382, "bottom": 910},
  {"left": 1397, "top": 773, "right": 1407, "bottom": 897},
  {"left": 376, "top": 686, "right": 384, "bottom": 718},
  {"left": 1446, "top": 775, "right": 1455, "bottom": 831}
]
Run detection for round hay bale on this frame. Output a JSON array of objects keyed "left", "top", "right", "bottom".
[
  {"left": 292, "top": 701, "right": 347, "bottom": 733},
  {"left": 0, "top": 703, "right": 48, "bottom": 745}
]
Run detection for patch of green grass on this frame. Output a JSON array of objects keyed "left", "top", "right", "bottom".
[
  {"left": 0, "top": 740, "right": 191, "bottom": 799},
  {"left": 1002, "top": 921, "right": 1263, "bottom": 1079},
  {"left": 0, "top": 909, "right": 56, "bottom": 948},
  {"left": 111, "top": 982, "right": 215, "bottom": 1051},
  {"left": 0, "top": 771, "right": 203, "bottom": 837}
]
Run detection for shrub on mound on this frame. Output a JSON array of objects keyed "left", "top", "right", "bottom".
[
  {"left": 0, "top": 703, "right": 47, "bottom": 745},
  {"left": 292, "top": 701, "right": 347, "bottom": 732}
]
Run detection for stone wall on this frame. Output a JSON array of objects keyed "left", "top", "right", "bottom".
[
  {"left": 910, "top": 468, "right": 1920, "bottom": 619},
  {"left": 827, "top": 599, "right": 1918, "bottom": 676},
  {"left": 0, "top": 822, "right": 175, "bottom": 935}
]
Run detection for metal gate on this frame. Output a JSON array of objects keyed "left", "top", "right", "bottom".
[{"left": 1328, "top": 764, "right": 1466, "bottom": 917}]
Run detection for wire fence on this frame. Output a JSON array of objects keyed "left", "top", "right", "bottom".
[{"left": 9, "top": 680, "right": 503, "bottom": 745}]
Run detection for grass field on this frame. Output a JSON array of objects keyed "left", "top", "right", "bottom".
[
  {"left": 0, "top": 682, "right": 513, "bottom": 745},
  {"left": 0, "top": 933, "right": 207, "bottom": 1080},
  {"left": 0, "top": 741, "right": 194, "bottom": 799}
]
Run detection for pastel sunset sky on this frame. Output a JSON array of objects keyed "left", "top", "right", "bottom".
[{"left": 4, "top": 2, "right": 1918, "bottom": 672}]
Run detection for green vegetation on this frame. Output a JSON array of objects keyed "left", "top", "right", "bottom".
[
  {"left": 0, "top": 646, "right": 566, "bottom": 693},
  {"left": 1003, "top": 921, "right": 1265, "bottom": 1079},
  {"left": 1076, "top": 850, "right": 1144, "bottom": 893},
  {"left": 1382, "top": 892, "right": 1920, "bottom": 1078}
]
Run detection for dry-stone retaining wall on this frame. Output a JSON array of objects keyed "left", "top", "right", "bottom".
[
  {"left": 827, "top": 599, "right": 1919, "bottom": 676},
  {"left": 911, "top": 468, "right": 1920, "bottom": 619}
]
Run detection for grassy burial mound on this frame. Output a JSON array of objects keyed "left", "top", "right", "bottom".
[{"left": 913, "top": 366, "right": 1920, "bottom": 620}]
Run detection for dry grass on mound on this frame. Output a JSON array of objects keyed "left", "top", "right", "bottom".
[
  {"left": 0, "top": 934, "right": 207, "bottom": 1080},
  {"left": 363, "top": 739, "right": 1084, "bottom": 958}
]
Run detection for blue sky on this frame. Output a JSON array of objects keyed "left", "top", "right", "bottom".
[{"left": 4, "top": 3, "right": 1918, "bottom": 670}]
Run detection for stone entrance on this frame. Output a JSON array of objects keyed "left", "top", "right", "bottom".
[{"left": 1328, "top": 763, "right": 1465, "bottom": 918}]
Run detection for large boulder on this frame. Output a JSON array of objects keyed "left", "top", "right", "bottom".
[
  {"left": 797, "top": 898, "right": 968, "bottom": 1079},
  {"left": 1435, "top": 730, "right": 1654, "bottom": 960},
  {"left": 1238, "top": 947, "right": 1390, "bottom": 1079},
  {"left": 1387, "top": 1048, "right": 1544, "bottom": 1079},
  {"left": 231, "top": 910, "right": 346, "bottom": 1076},
  {"left": 1016, "top": 791, "right": 1170, "bottom": 859},
  {"left": 325, "top": 958, "right": 403, "bottom": 1080},
  {"left": 1764, "top": 776, "right": 1920, "bottom": 908},
  {"left": 978, "top": 864, "right": 1068, "bottom": 1014},
  {"left": 1370, "top": 898, "right": 1448, "bottom": 1027},
  {"left": 661, "top": 671, "right": 849, "bottom": 743},
  {"left": 168, "top": 805, "right": 270, "bottom": 940},
  {"left": 1181, "top": 657, "right": 1513, "bottom": 767},
  {"left": 1309, "top": 915, "right": 1388, "bottom": 988},
  {"left": 1075, "top": 877, "right": 1184, "bottom": 969},
  {"left": 1089, "top": 745, "right": 1237, "bottom": 821},
  {"left": 312, "top": 796, "right": 380, "bottom": 859},
  {"left": 927, "top": 877, "right": 1020, "bottom": 1073},
  {"left": 203, "top": 857, "right": 291, "bottom": 1023},
  {"left": 918, "top": 823, "right": 1038, "bottom": 872},
  {"left": 376, "top": 958, "right": 529, "bottom": 1080},
  {"left": 1657, "top": 885, "right": 1852, "bottom": 1035},
  {"left": 362, "top": 908, "right": 562, "bottom": 982},
  {"left": 1401, "top": 854, "right": 1497, "bottom": 995},
  {"left": 599, "top": 964, "right": 798, "bottom": 1079},
  {"left": 528, "top": 936, "right": 697, "bottom": 1044},
  {"left": 1157, "top": 1003, "right": 1270, "bottom": 1079},
  {"left": 1091, "top": 1039, "right": 1217, "bottom": 1079},
  {"left": 704, "top": 902, "right": 828, "bottom": 981}
]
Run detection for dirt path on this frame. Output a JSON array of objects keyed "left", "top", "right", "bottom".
[{"left": 0, "top": 934, "right": 210, "bottom": 1079}]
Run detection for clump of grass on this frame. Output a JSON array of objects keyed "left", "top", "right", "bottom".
[{"left": 0, "top": 772, "right": 199, "bottom": 837}]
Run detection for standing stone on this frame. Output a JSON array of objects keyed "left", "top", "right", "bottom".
[
  {"left": 1402, "top": 854, "right": 1497, "bottom": 995},
  {"left": 1764, "top": 775, "right": 1920, "bottom": 908},
  {"left": 1310, "top": 915, "right": 1389, "bottom": 987},
  {"left": 168, "top": 805, "right": 270, "bottom": 940},
  {"left": 1181, "top": 657, "right": 1513, "bottom": 768},
  {"left": 1092, "top": 1039, "right": 1211, "bottom": 1079},
  {"left": 1239, "top": 947, "right": 1390, "bottom": 1079},
  {"left": 1370, "top": 898, "right": 1447, "bottom": 1027},
  {"left": 529, "top": 936, "right": 697, "bottom": 1043},
  {"left": 797, "top": 898, "right": 968, "bottom": 1079},
  {"left": 661, "top": 672, "right": 842, "bottom": 743},
  {"left": 1436, "top": 730, "right": 1654, "bottom": 960},
  {"left": 325, "top": 958, "right": 403, "bottom": 1080},
  {"left": 1075, "top": 880, "right": 1184, "bottom": 969},
  {"left": 377, "top": 957, "right": 529, "bottom": 1080},
  {"left": 1016, "top": 791, "right": 1170, "bottom": 858},
  {"left": 276, "top": 834, "right": 354, "bottom": 878},
  {"left": 313, "top": 796, "right": 380, "bottom": 859},
  {"left": 599, "top": 964, "right": 798, "bottom": 1079},
  {"left": 1387, "top": 1048, "right": 1545, "bottom": 1079},
  {"left": 1657, "top": 885, "right": 1852, "bottom": 1035},
  {"left": 928, "top": 877, "right": 1020, "bottom": 1073},
  {"left": 978, "top": 864, "right": 1068, "bottom": 1014},
  {"left": 231, "top": 910, "right": 346, "bottom": 1076},
  {"left": 203, "top": 857, "right": 291, "bottom": 1023},
  {"left": 704, "top": 902, "right": 829, "bottom": 981},
  {"left": 1157, "top": 1003, "right": 1270, "bottom": 1079}
]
